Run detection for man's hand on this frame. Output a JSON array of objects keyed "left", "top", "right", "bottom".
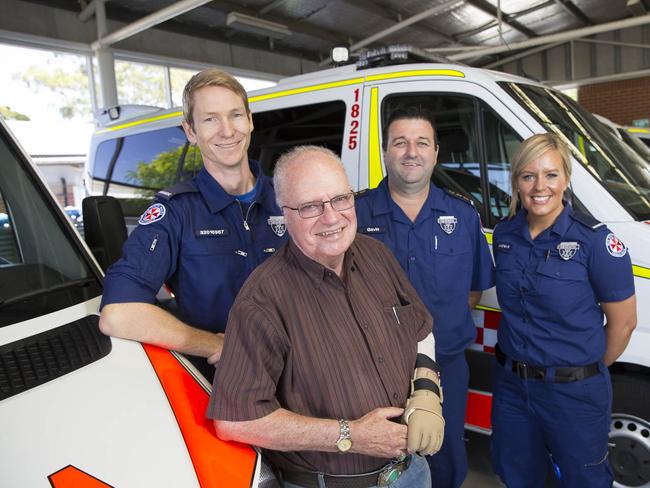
[
  {"left": 348, "top": 407, "right": 407, "bottom": 458},
  {"left": 404, "top": 390, "right": 444, "bottom": 455},
  {"left": 207, "top": 333, "right": 225, "bottom": 365}
]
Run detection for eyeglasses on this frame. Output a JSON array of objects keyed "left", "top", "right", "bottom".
[{"left": 283, "top": 191, "right": 355, "bottom": 219}]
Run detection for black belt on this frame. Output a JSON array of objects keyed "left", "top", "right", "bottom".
[
  {"left": 495, "top": 344, "right": 600, "bottom": 383},
  {"left": 281, "top": 456, "right": 411, "bottom": 488}
]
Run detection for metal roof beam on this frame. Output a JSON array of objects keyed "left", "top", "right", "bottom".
[
  {"left": 349, "top": 0, "right": 464, "bottom": 51},
  {"left": 449, "top": 12, "right": 650, "bottom": 60},
  {"left": 553, "top": 0, "right": 594, "bottom": 26},
  {"left": 91, "top": 0, "right": 213, "bottom": 50},
  {"left": 342, "top": 0, "right": 461, "bottom": 45},
  {"left": 206, "top": 0, "right": 350, "bottom": 45},
  {"left": 466, "top": 0, "right": 538, "bottom": 38}
]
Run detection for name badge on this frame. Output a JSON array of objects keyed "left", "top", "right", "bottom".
[
  {"left": 497, "top": 243, "right": 511, "bottom": 251},
  {"left": 556, "top": 241, "right": 580, "bottom": 260},
  {"left": 195, "top": 228, "right": 229, "bottom": 237},
  {"left": 362, "top": 226, "right": 385, "bottom": 234}
]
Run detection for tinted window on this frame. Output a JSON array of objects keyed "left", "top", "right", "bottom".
[
  {"left": 249, "top": 101, "right": 346, "bottom": 175},
  {"left": 93, "top": 126, "right": 195, "bottom": 193}
]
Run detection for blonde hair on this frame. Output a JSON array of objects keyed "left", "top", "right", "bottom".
[
  {"left": 509, "top": 133, "right": 572, "bottom": 217},
  {"left": 182, "top": 68, "right": 249, "bottom": 128}
]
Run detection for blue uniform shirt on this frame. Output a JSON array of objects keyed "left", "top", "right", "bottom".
[
  {"left": 101, "top": 162, "right": 287, "bottom": 334},
  {"left": 355, "top": 178, "right": 495, "bottom": 364},
  {"left": 493, "top": 204, "right": 634, "bottom": 366}
]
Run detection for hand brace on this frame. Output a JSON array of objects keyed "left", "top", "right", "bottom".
[{"left": 402, "top": 354, "right": 445, "bottom": 456}]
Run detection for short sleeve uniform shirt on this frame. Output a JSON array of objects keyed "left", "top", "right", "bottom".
[{"left": 101, "top": 162, "right": 287, "bottom": 333}]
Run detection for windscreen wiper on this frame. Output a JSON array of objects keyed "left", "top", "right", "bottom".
[{"left": 0, "top": 277, "right": 97, "bottom": 310}]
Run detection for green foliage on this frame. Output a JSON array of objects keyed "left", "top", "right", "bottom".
[
  {"left": 127, "top": 144, "right": 204, "bottom": 198},
  {"left": 0, "top": 106, "right": 29, "bottom": 121}
]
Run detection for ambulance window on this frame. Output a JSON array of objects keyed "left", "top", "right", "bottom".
[
  {"left": 382, "top": 95, "right": 483, "bottom": 208},
  {"left": 0, "top": 196, "right": 20, "bottom": 265},
  {"left": 482, "top": 107, "right": 522, "bottom": 226},
  {"left": 250, "top": 101, "right": 346, "bottom": 175},
  {"left": 93, "top": 126, "right": 191, "bottom": 195}
]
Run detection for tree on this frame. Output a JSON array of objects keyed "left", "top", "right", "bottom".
[{"left": 0, "top": 106, "right": 29, "bottom": 121}]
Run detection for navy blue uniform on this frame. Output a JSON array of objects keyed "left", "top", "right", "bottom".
[
  {"left": 355, "top": 178, "right": 495, "bottom": 488},
  {"left": 491, "top": 204, "right": 634, "bottom": 487},
  {"left": 101, "top": 163, "right": 287, "bottom": 372}
]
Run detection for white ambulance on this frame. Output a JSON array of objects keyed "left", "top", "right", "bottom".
[
  {"left": 87, "top": 49, "right": 650, "bottom": 487},
  {"left": 0, "top": 119, "right": 270, "bottom": 487}
]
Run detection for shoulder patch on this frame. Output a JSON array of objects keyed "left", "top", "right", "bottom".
[
  {"left": 138, "top": 203, "right": 166, "bottom": 226},
  {"left": 570, "top": 210, "right": 605, "bottom": 232},
  {"left": 444, "top": 188, "right": 474, "bottom": 207},
  {"left": 155, "top": 180, "right": 199, "bottom": 201},
  {"left": 605, "top": 233, "right": 627, "bottom": 257}
]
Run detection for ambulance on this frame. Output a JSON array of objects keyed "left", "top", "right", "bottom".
[
  {"left": 87, "top": 47, "right": 650, "bottom": 487},
  {"left": 0, "top": 119, "right": 271, "bottom": 487}
]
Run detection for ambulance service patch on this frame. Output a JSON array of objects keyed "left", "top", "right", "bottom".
[
  {"left": 139, "top": 203, "right": 166, "bottom": 226},
  {"left": 268, "top": 215, "right": 286, "bottom": 237},
  {"left": 605, "top": 233, "right": 627, "bottom": 257}
]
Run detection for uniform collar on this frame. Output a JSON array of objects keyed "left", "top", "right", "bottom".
[
  {"left": 287, "top": 238, "right": 356, "bottom": 289},
  {"left": 196, "top": 160, "right": 278, "bottom": 214},
  {"left": 514, "top": 202, "right": 572, "bottom": 239},
  {"left": 370, "top": 178, "right": 447, "bottom": 219}
]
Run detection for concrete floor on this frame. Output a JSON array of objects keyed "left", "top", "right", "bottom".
[{"left": 464, "top": 431, "right": 554, "bottom": 487}]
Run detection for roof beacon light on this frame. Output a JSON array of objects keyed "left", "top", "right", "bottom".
[{"left": 331, "top": 46, "right": 350, "bottom": 64}]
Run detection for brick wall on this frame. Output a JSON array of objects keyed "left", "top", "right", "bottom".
[{"left": 578, "top": 76, "right": 650, "bottom": 126}]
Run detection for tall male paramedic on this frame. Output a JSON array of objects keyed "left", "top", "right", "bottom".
[
  {"left": 99, "top": 69, "right": 286, "bottom": 379},
  {"left": 355, "top": 106, "right": 495, "bottom": 488},
  {"left": 209, "top": 146, "right": 444, "bottom": 488}
]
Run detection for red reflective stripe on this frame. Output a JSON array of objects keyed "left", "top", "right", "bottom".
[
  {"left": 48, "top": 465, "right": 113, "bottom": 488},
  {"left": 143, "top": 345, "right": 257, "bottom": 488},
  {"left": 465, "top": 390, "right": 492, "bottom": 431}
]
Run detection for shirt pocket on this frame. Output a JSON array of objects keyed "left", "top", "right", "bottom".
[
  {"left": 183, "top": 230, "right": 238, "bottom": 256},
  {"left": 431, "top": 229, "right": 472, "bottom": 292},
  {"left": 534, "top": 257, "right": 589, "bottom": 303}
]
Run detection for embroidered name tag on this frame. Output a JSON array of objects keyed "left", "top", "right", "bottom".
[
  {"left": 195, "top": 228, "right": 229, "bottom": 237},
  {"left": 497, "top": 243, "right": 511, "bottom": 250},
  {"left": 362, "top": 226, "right": 385, "bottom": 234}
]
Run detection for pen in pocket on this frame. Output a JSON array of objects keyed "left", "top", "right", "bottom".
[{"left": 392, "top": 306, "right": 401, "bottom": 326}]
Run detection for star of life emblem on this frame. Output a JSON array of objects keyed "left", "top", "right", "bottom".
[
  {"left": 606, "top": 233, "right": 627, "bottom": 257},
  {"left": 267, "top": 215, "right": 286, "bottom": 237},
  {"left": 556, "top": 241, "right": 580, "bottom": 261},
  {"left": 138, "top": 203, "right": 166, "bottom": 226},
  {"left": 437, "top": 216, "right": 457, "bottom": 235}
]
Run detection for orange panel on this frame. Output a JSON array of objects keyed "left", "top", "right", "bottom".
[
  {"left": 48, "top": 465, "right": 113, "bottom": 488},
  {"left": 143, "top": 345, "right": 258, "bottom": 488}
]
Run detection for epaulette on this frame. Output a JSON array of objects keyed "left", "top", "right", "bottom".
[
  {"left": 155, "top": 180, "right": 199, "bottom": 201},
  {"left": 570, "top": 210, "right": 605, "bottom": 231},
  {"left": 354, "top": 188, "right": 371, "bottom": 199},
  {"left": 444, "top": 188, "right": 474, "bottom": 207}
]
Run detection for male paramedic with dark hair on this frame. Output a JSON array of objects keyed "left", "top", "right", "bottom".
[
  {"left": 356, "top": 106, "right": 495, "bottom": 488},
  {"left": 99, "top": 68, "right": 286, "bottom": 379}
]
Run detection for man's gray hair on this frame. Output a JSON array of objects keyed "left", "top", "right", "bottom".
[{"left": 273, "top": 145, "right": 345, "bottom": 207}]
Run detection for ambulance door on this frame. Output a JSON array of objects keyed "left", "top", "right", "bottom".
[
  {"left": 365, "top": 78, "right": 534, "bottom": 433},
  {"left": 248, "top": 79, "right": 364, "bottom": 187}
]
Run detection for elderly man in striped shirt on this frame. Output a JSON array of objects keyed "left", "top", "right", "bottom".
[{"left": 208, "top": 145, "right": 444, "bottom": 488}]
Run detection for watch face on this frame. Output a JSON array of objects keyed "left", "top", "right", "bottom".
[{"left": 337, "top": 438, "right": 352, "bottom": 452}]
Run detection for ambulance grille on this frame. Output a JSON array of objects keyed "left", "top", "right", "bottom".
[{"left": 0, "top": 315, "right": 111, "bottom": 401}]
